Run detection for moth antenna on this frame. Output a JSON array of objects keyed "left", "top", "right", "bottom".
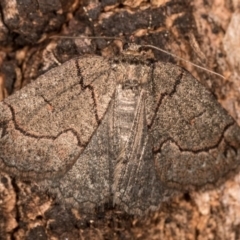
[
  {"left": 50, "top": 35, "right": 122, "bottom": 41},
  {"left": 49, "top": 35, "right": 225, "bottom": 79},
  {"left": 142, "top": 44, "right": 225, "bottom": 79},
  {"left": 79, "top": 5, "right": 224, "bottom": 79}
]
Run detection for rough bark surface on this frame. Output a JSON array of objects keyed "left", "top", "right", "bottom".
[{"left": 0, "top": 0, "right": 240, "bottom": 239}]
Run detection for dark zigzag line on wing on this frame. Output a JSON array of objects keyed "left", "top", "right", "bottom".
[
  {"left": 1, "top": 66, "right": 101, "bottom": 146},
  {"left": 147, "top": 65, "right": 237, "bottom": 153},
  {"left": 75, "top": 59, "right": 101, "bottom": 124},
  {"left": 153, "top": 121, "right": 236, "bottom": 154},
  {"left": 148, "top": 67, "right": 183, "bottom": 129},
  {"left": 2, "top": 58, "right": 113, "bottom": 147},
  {"left": 153, "top": 125, "right": 240, "bottom": 190},
  {"left": 38, "top": 63, "right": 107, "bottom": 117},
  {"left": 41, "top": 94, "right": 53, "bottom": 108},
  {"left": 74, "top": 59, "right": 118, "bottom": 150},
  {"left": 2, "top": 102, "right": 86, "bottom": 147}
]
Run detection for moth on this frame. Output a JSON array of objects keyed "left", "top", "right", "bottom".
[{"left": 1, "top": 52, "right": 240, "bottom": 215}]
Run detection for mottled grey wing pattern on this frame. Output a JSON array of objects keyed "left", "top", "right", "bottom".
[
  {"left": 0, "top": 56, "right": 116, "bottom": 178},
  {"left": 45, "top": 59, "right": 171, "bottom": 215},
  {"left": 50, "top": 99, "right": 115, "bottom": 213},
  {"left": 150, "top": 62, "right": 240, "bottom": 189},
  {"left": 1, "top": 55, "right": 240, "bottom": 215}
]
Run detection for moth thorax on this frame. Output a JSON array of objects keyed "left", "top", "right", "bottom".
[{"left": 115, "top": 81, "right": 140, "bottom": 145}]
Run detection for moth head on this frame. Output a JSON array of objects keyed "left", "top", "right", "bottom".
[{"left": 121, "top": 79, "right": 140, "bottom": 96}]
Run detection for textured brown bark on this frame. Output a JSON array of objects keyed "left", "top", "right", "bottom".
[{"left": 0, "top": 0, "right": 240, "bottom": 239}]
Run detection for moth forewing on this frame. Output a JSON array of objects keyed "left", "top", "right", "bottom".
[
  {"left": 1, "top": 52, "right": 240, "bottom": 216},
  {"left": 112, "top": 81, "right": 165, "bottom": 214}
]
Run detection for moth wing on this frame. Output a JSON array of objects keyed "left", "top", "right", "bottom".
[
  {"left": 150, "top": 62, "right": 240, "bottom": 189},
  {"left": 0, "top": 56, "right": 116, "bottom": 179},
  {"left": 112, "top": 91, "right": 170, "bottom": 215},
  {"left": 43, "top": 99, "right": 116, "bottom": 214}
]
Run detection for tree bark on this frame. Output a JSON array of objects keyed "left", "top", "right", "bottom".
[{"left": 0, "top": 0, "right": 240, "bottom": 239}]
